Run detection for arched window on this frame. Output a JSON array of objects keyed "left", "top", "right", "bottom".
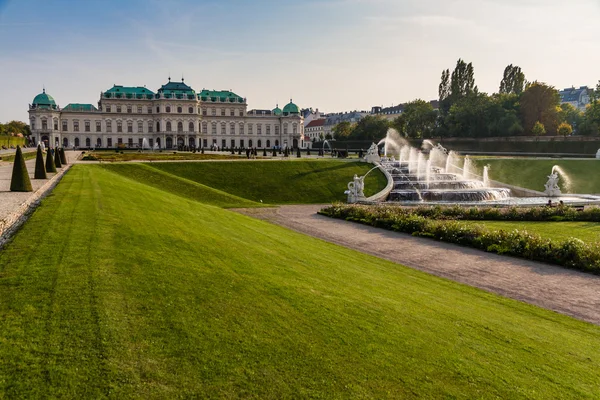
[
  {"left": 156, "top": 121, "right": 160, "bottom": 132},
  {"left": 275, "top": 139, "right": 279, "bottom": 147},
  {"left": 249, "top": 139, "right": 253, "bottom": 148},
  {"left": 258, "top": 140, "right": 262, "bottom": 148},
  {"left": 74, "top": 137, "right": 80, "bottom": 147},
  {"left": 166, "top": 106, "right": 171, "bottom": 113},
  {"left": 177, "top": 106, "right": 182, "bottom": 113},
  {"left": 266, "top": 140, "right": 271, "bottom": 148},
  {"left": 177, "top": 122, "right": 183, "bottom": 132},
  {"left": 96, "top": 138, "right": 102, "bottom": 147},
  {"left": 189, "top": 121, "right": 194, "bottom": 132},
  {"left": 85, "top": 137, "right": 91, "bottom": 147},
  {"left": 166, "top": 121, "right": 172, "bottom": 132},
  {"left": 188, "top": 107, "right": 193, "bottom": 114}
]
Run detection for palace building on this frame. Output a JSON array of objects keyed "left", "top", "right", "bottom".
[{"left": 28, "top": 78, "right": 305, "bottom": 150}]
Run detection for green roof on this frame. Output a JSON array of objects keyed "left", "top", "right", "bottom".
[
  {"left": 198, "top": 89, "right": 244, "bottom": 103},
  {"left": 282, "top": 100, "right": 300, "bottom": 115},
  {"left": 32, "top": 89, "right": 57, "bottom": 109},
  {"left": 157, "top": 79, "right": 196, "bottom": 99},
  {"left": 62, "top": 103, "right": 98, "bottom": 112},
  {"left": 104, "top": 85, "right": 155, "bottom": 99},
  {"left": 272, "top": 105, "right": 282, "bottom": 116}
]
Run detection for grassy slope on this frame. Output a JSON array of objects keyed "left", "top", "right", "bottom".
[
  {"left": 87, "top": 151, "right": 239, "bottom": 162},
  {"left": 0, "top": 165, "right": 599, "bottom": 398},
  {"left": 97, "top": 163, "right": 261, "bottom": 208},
  {"left": 462, "top": 220, "right": 600, "bottom": 243},
  {"left": 147, "top": 160, "right": 387, "bottom": 204},
  {"left": 473, "top": 158, "right": 600, "bottom": 194}
]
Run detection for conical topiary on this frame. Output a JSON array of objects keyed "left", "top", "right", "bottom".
[
  {"left": 10, "top": 146, "right": 33, "bottom": 192},
  {"left": 45, "top": 147, "right": 57, "bottom": 173},
  {"left": 54, "top": 148, "right": 62, "bottom": 168},
  {"left": 34, "top": 144, "right": 47, "bottom": 179},
  {"left": 60, "top": 148, "right": 67, "bottom": 165}
]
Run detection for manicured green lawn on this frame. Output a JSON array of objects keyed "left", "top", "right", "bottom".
[
  {"left": 473, "top": 158, "right": 600, "bottom": 194},
  {"left": 463, "top": 220, "right": 600, "bottom": 243},
  {"left": 1, "top": 164, "right": 600, "bottom": 398},
  {"left": 147, "top": 160, "right": 387, "bottom": 204},
  {"left": 85, "top": 151, "right": 240, "bottom": 161}
]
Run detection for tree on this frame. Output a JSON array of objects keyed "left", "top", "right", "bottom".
[
  {"left": 54, "top": 148, "right": 62, "bottom": 168},
  {"left": 532, "top": 121, "right": 546, "bottom": 136},
  {"left": 558, "top": 103, "right": 583, "bottom": 132},
  {"left": 557, "top": 122, "right": 573, "bottom": 137},
  {"left": 10, "top": 146, "right": 33, "bottom": 192},
  {"left": 499, "top": 64, "right": 526, "bottom": 95},
  {"left": 34, "top": 144, "right": 47, "bottom": 179},
  {"left": 332, "top": 121, "right": 353, "bottom": 140},
  {"left": 392, "top": 100, "right": 437, "bottom": 139},
  {"left": 59, "top": 148, "right": 67, "bottom": 165},
  {"left": 450, "top": 59, "right": 477, "bottom": 100},
  {"left": 45, "top": 147, "right": 57, "bottom": 173},
  {"left": 519, "top": 82, "right": 561, "bottom": 135},
  {"left": 438, "top": 69, "right": 450, "bottom": 103},
  {"left": 346, "top": 115, "right": 390, "bottom": 141}
]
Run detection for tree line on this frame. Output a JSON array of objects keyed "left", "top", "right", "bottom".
[
  {"left": 333, "top": 59, "right": 600, "bottom": 141},
  {"left": 0, "top": 120, "right": 31, "bottom": 137}
]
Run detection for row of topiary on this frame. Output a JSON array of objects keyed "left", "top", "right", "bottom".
[
  {"left": 318, "top": 204, "right": 600, "bottom": 274},
  {"left": 334, "top": 204, "right": 600, "bottom": 222},
  {"left": 10, "top": 145, "right": 68, "bottom": 192}
]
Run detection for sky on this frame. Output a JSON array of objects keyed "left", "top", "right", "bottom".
[{"left": 1, "top": 0, "right": 599, "bottom": 122}]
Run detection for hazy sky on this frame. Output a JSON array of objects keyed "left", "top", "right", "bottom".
[{"left": 1, "top": 0, "right": 599, "bottom": 122}]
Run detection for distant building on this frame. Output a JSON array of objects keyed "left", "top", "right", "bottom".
[
  {"left": 305, "top": 118, "right": 326, "bottom": 145},
  {"left": 559, "top": 86, "right": 592, "bottom": 111},
  {"left": 323, "top": 111, "right": 369, "bottom": 138},
  {"left": 371, "top": 100, "right": 439, "bottom": 121},
  {"left": 302, "top": 108, "right": 325, "bottom": 127}
]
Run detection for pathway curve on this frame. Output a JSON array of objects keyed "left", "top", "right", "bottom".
[{"left": 235, "top": 204, "right": 600, "bottom": 326}]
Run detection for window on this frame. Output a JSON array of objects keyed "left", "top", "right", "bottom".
[
  {"left": 177, "top": 106, "right": 182, "bottom": 113},
  {"left": 54, "top": 120, "right": 58, "bottom": 131},
  {"left": 85, "top": 121, "right": 90, "bottom": 132},
  {"left": 128, "top": 138, "right": 133, "bottom": 148},
  {"left": 107, "top": 137, "right": 113, "bottom": 147},
  {"left": 221, "top": 108, "right": 225, "bottom": 116},
  {"left": 230, "top": 123, "right": 235, "bottom": 135},
  {"left": 156, "top": 122, "right": 160, "bottom": 132},
  {"left": 275, "top": 125, "right": 280, "bottom": 135},
  {"left": 41, "top": 120, "right": 47, "bottom": 130},
  {"left": 257, "top": 124, "right": 262, "bottom": 135},
  {"left": 189, "top": 121, "right": 194, "bottom": 132},
  {"left": 177, "top": 122, "right": 183, "bottom": 132},
  {"left": 117, "top": 121, "right": 123, "bottom": 133},
  {"left": 156, "top": 106, "right": 160, "bottom": 113},
  {"left": 137, "top": 106, "right": 142, "bottom": 113},
  {"left": 127, "top": 106, "right": 132, "bottom": 113},
  {"left": 266, "top": 139, "right": 271, "bottom": 148},
  {"left": 249, "top": 139, "right": 253, "bottom": 148},
  {"left": 284, "top": 123, "right": 288, "bottom": 135},
  {"left": 138, "top": 138, "right": 143, "bottom": 148},
  {"left": 258, "top": 140, "right": 262, "bottom": 148},
  {"left": 96, "top": 121, "right": 101, "bottom": 132},
  {"left": 221, "top": 123, "right": 226, "bottom": 134},
  {"left": 240, "top": 139, "right": 245, "bottom": 148},
  {"left": 230, "top": 109, "right": 235, "bottom": 116},
  {"left": 166, "top": 106, "right": 171, "bottom": 113},
  {"left": 239, "top": 109, "right": 243, "bottom": 117},
  {"left": 147, "top": 106, "right": 152, "bottom": 114},
  {"left": 188, "top": 107, "right": 193, "bottom": 114},
  {"left": 211, "top": 123, "right": 217, "bottom": 134},
  {"left": 266, "top": 125, "right": 271, "bottom": 135},
  {"left": 118, "top": 138, "right": 123, "bottom": 145},
  {"left": 106, "top": 121, "right": 112, "bottom": 133},
  {"left": 211, "top": 108, "right": 216, "bottom": 116},
  {"left": 97, "top": 138, "right": 102, "bottom": 147},
  {"left": 138, "top": 121, "right": 143, "bottom": 133},
  {"left": 202, "top": 122, "right": 208, "bottom": 133},
  {"left": 166, "top": 122, "right": 172, "bottom": 132},
  {"left": 148, "top": 121, "right": 153, "bottom": 133},
  {"left": 203, "top": 138, "right": 208, "bottom": 147},
  {"left": 248, "top": 124, "right": 253, "bottom": 134},
  {"left": 239, "top": 123, "right": 244, "bottom": 135},
  {"left": 202, "top": 108, "right": 207, "bottom": 116},
  {"left": 221, "top": 139, "right": 226, "bottom": 148},
  {"left": 275, "top": 139, "right": 279, "bottom": 147},
  {"left": 117, "top": 106, "right": 122, "bottom": 113},
  {"left": 74, "top": 121, "right": 79, "bottom": 132},
  {"left": 106, "top": 105, "right": 111, "bottom": 112},
  {"left": 231, "top": 139, "right": 235, "bottom": 148},
  {"left": 293, "top": 123, "right": 297, "bottom": 134}
]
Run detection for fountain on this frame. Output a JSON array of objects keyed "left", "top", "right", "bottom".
[{"left": 142, "top": 138, "right": 150, "bottom": 151}]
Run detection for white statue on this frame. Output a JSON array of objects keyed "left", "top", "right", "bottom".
[
  {"left": 345, "top": 174, "right": 366, "bottom": 203},
  {"left": 364, "top": 142, "right": 381, "bottom": 164},
  {"left": 544, "top": 172, "right": 561, "bottom": 197},
  {"left": 596, "top": 148, "right": 600, "bottom": 159}
]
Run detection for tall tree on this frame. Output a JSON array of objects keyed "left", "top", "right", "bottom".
[
  {"left": 392, "top": 100, "right": 437, "bottom": 139},
  {"left": 450, "top": 59, "right": 477, "bottom": 100},
  {"left": 438, "top": 69, "right": 450, "bottom": 102},
  {"left": 499, "top": 64, "right": 526, "bottom": 95},
  {"left": 519, "top": 82, "right": 561, "bottom": 135},
  {"left": 332, "top": 121, "right": 353, "bottom": 140},
  {"left": 347, "top": 116, "right": 390, "bottom": 141}
]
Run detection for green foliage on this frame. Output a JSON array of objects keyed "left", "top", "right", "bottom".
[
  {"left": 1, "top": 166, "right": 600, "bottom": 397},
  {"left": 559, "top": 103, "right": 583, "bottom": 131},
  {"left": 499, "top": 64, "right": 526, "bottom": 95},
  {"left": 392, "top": 99, "right": 437, "bottom": 139},
  {"left": 34, "top": 145, "right": 47, "bottom": 179},
  {"left": 520, "top": 82, "right": 560, "bottom": 135},
  {"left": 557, "top": 122, "right": 573, "bottom": 137},
  {"left": 10, "top": 146, "right": 33, "bottom": 192},
  {"left": 342, "top": 115, "right": 390, "bottom": 141},
  {"left": 320, "top": 204, "right": 600, "bottom": 273},
  {"left": 332, "top": 121, "right": 353, "bottom": 140},
  {"left": 0, "top": 120, "right": 31, "bottom": 137},
  {"left": 59, "top": 148, "right": 67, "bottom": 165},
  {"left": 532, "top": 121, "right": 547, "bottom": 136},
  {"left": 0, "top": 135, "right": 26, "bottom": 147},
  {"left": 45, "top": 147, "right": 56, "bottom": 173},
  {"left": 54, "top": 149, "right": 62, "bottom": 168}
]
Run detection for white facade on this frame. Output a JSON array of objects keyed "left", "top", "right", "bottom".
[{"left": 28, "top": 79, "right": 304, "bottom": 150}]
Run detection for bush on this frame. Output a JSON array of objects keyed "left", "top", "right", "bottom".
[
  {"left": 10, "top": 145, "right": 33, "bottom": 192},
  {"left": 54, "top": 148, "right": 63, "bottom": 168},
  {"left": 60, "top": 148, "right": 67, "bottom": 165},
  {"left": 319, "top": 204, "right": 600, "bottom": 274},
  {"left": 34, "top": 145, "right": 47, "bottom": 179},
  {"left": 45, "top": 147, "right": 57, "bottom": 173}
]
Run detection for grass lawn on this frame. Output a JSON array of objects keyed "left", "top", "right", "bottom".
[
  {"left": 146, "top": 160, "right": 387, "bottom": 203},
  {"left": 472, "top": 158, "right": 600, "bottom": 194},
  {"left": 0, "top": 164, "right": 600, "bottom": 398},
  {"left": 84, "top": 151, "right": 241, "bottom": 162},
  {"left": 462, "top": 220, "right": 600, "bottom": 244},
  {"left": 0, "top": 149, "right": 38, "bottom": 162}
]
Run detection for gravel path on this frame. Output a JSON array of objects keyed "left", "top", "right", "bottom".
[{"left": 235, "top": 204, "right": 600, "bottom": 326}]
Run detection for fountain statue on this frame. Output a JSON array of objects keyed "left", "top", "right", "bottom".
[
  {"left": 544, "top": 171, "right": 561, "bottom": 197},
  {"left": 345, "top": 174, "right": 366, "bottom": 203},
  {"left": 364, "top": 142, "right": 381, "bottom": 163}
]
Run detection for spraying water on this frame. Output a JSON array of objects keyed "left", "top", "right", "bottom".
[
  {"left": 551, "top": 165, "right": 571, "bottom": 193},
  {"left": 377, "top": 128, "right": 407, "bottom": 158},
  {"left": 483, "top": 165, "right": 490, "bottom": 187},
  {"left": 462, "top": 156, "right": 473, "bottom": 180}
]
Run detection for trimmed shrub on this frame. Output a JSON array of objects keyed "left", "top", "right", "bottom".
[
  {"left": 34, "top": 144, "right": 47, "bottom": 179},
  {"left": 54, "top": 149, "right": 62, "bottom": 168},
  {"left": 263, "top": 148, "right": 267, "bottom": 157},
  {"left": 45, "top": 147, "right": 57, "bottom": 173},
  {"left": 272, "top": 148, "right": 277, "bottom": 157},
  {"left": 10, "top": 146, "right": 33, "bottom": 192},
  {"left": 296, "top": 148, "right": 301, "bottom": 158},
  {"left": 60, "top": 148, "right": 67, "bottom": 165}
]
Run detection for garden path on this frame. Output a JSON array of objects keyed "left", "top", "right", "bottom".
[{"left": 236, "top": 204, "right": 600, "bottom": 326}]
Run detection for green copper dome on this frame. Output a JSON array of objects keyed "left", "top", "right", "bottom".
[
  {"left": 282, "top": 99, "right": 299, "bottom": 115},
  {"left": 32, "top": 89, "right": 57, "bottom": 109},
  {"left": 272, "top": 105, "right": 282, "bottom": 116}
]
